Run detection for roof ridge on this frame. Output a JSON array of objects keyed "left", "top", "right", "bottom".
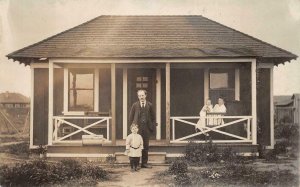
[
  {"left": 200, "top": 16, "right": 298, "bottom": 59},
  {"left": 6, "top": 15, "right": 102, "bottom": 59}
]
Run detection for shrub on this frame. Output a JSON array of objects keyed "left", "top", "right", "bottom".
[
  {"left": 185, "top": 141, "right": 220, "bottom": 164},
  {"left": 168, "top": 158, "right": 188, "bottom": 175},
  {"left": 274, "top": 141, "right": 289, "bottom": 154},
  {"left": 174, "top": 173, "right": 191, "bottom": 186},
  {"left": 275, "top": 123, "right": 299, "bottom": 141},
  {"left": 219, "top": 147, "right": 238, "bottom": 162},
  {"left": 0, "top": 159, "right": 108, "bottom": 186},
  {"left": 82, "top": 162, "right": 108, "bottom": 180},
  {"left": 264, "top": 149, "right": 278, "bottom": 161},
  {"left": 60, "top": 159, "right": 83, "bottom": 179}
]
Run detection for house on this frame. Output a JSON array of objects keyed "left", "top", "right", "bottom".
[
  {"left": 7, "top": 16, "right": 297, "bottom": 160},
  {"left": 274, "top": 94, "right": 300, "bottom": 124},
  {"left": 0, "top": 91, "right": 30, "bottom": 108},
  {"left": 0, "top": 92, "right": 30, "bottom": 134}
]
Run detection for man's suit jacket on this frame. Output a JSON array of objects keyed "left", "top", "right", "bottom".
[{"left": 129, "top": 101, "right": 156, "bottom": 132}]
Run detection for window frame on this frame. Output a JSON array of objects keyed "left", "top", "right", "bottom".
[{"left": 63, "top": 68, "right": 99, "bottom": 115}]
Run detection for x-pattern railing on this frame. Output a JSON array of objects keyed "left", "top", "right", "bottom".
[
  {"left": 171, "top": 115, "right": 253, "bottom": 143},
  {"left": 52, "top": 116, "right": 111, "bottom": 143}
]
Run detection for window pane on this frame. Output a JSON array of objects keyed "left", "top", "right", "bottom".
[
  {"left": 142, "top": 83, "right": 148, "bottom": 88},
  {"left": 69, "top": 90, "right": 94, "bottom": 111},
  {"left": 136, "top": 77, "right": 142, "bottom": 81},
  {"left": 142, "top": 77, "right": 148, "bottom": 81},
  {"left": 69, "top": 69, "right": 94, "bottom": 89},
  {"left": 210, "top": 73, "right": 228, "bottom": 89},
  {"left": 136, "top": 83, "right": 142, "bottom": 88},
  {"left": 68, "top": 69, "right": 94, "bottom": 111}
]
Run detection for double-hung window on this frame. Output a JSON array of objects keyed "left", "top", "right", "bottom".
[
  {"left": 209, "top": 68, "right": 236, "bottom": 102},
  {"left": 68, "top": 68, "right": 94, "bottom": 111}
]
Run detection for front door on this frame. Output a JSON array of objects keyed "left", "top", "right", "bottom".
[{"left": 128, "top": 68, "right": 156, "bottom": 139}]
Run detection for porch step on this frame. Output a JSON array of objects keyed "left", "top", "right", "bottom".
[{"left": 115, "top": 152, "right": 166, "bottom": 164}]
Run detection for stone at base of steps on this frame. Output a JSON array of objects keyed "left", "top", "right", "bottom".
[{"left": 115, "top": 152, "right": 166, "bottom": 164}]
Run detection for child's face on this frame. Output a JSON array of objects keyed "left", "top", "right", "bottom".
[
  {"left": 131, "top": 126, "right": 138, "bottom": 134},
  {"left": 206, "top": 100, "right": 211, "bottom": 105}
]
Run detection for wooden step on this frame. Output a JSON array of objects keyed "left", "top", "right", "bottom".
[{"left": 115, "top": 152, "right": 167, "bottom": 164}]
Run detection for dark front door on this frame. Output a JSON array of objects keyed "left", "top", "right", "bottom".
[{"left": 128, "top": 68, "right": 156, "bottom": 139}]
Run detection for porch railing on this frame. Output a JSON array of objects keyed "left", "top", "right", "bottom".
[
  {"left": 170, "top": 115, "right": 254, "bottom": 144},
  {"left": 52, "top": 116, "right": 111, "bottom": 144}
]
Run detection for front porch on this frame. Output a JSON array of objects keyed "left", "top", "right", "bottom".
[{"left": 43, "top": 59, "right": 258, "bottom": 149}]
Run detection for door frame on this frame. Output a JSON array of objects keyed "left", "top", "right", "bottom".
[{"left": 122, "top": 67, "right": 161, "bottom": 140}]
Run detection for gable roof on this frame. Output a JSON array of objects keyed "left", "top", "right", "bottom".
[
  {"left": 7, "top": 15, "right": 297, "bottom": 65},
  {"left": 0, "top": 92, "right": 30, "bottom": 104}
]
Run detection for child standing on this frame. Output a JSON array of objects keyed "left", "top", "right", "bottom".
[
  {"left": 125, "top": 124, "right": 144, "bottom": 172},
  {"left": 196, "top": 99, "right": 213, "bottom": 135}
]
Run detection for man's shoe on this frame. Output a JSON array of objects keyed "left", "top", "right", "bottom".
[{"left": 141, "top": 164, "right": 152, "bottom": 168}]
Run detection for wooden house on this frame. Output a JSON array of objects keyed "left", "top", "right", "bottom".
[
  {"left": 274, "top": 94, "right": 300, "bottom": 125},
  {"left": 7, "top": 16, "right": 297, "bottom": 161},
  {"left": 0, "top": 91, "right": 30, "bottom": 108}
]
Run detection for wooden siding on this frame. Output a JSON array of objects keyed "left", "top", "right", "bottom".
[
  {"left": 257, "top": 68, "right": 271, "bottom": 145},
  {"left": 170, "top": 69, "right": 204, "bottom": 139},
  {"left": 33, "top": 69, "right": 49, "bottom": 145},
  {"left": 239, "top": 63, "right": 252, "bottom": 115},
  {"left": 54, "top": 69, "right": 64, "bottom": 116},
  {"left": 116, "top": 69, "right": 123, "bottom": 139},
  {"left": 99, "top": 69, "right": 111, "bottom": 114}
]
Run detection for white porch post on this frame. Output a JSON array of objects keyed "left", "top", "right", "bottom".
[
  {"left": 94, "top": 69, "right": 99, "bottom": 112},
  {"left": 251, "top": 59, "right": 257, "bottom": 145},
  {"left": 204, "top": 68, "right": 209, "bottom": 103},
  {"left": 63, "top": 68, "right": 68, "bottom": 113},
  {"left": 166, "top": 63, "right": 171, "bottom": 142},
  {"left": 111, "top": 63, "right": 116, "bottom": 145},
  {"left": 156, "top": 68, "right": 161, "bottom": 140},
  {"left": 122, "top": 68, "right": 128, "bottom": 139},
  {"left": 268, "top": 66, "right": 275, "bottom": 149},
  {"left": 235, "top": 68, "right": 240, "bottom": 101},
  {"left": 48, "top": 60, "right": 54, "bottom": 145},
  {"left": 30, "top": 67, "right": 34, "bottom": 148}
]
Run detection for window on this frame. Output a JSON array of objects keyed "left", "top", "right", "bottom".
[
  {"left": 209, "top": 69, "right": 235, "bottom": 102},
  {"left": 68, "top": 69, "right": 94, "bottom": 111},
  {"left": 136, "top": 76, "right": 149, "bottom": 89},
  {"left": 210, "top": 73, "right": 229, "bottom": 89}
]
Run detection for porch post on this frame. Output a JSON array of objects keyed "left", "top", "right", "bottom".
[
  {"left": 166, "top": 63, "right": 171, "bottom": 142},
  {"left": 94, "top": 69, "right": 99, "bottom": 112},
  {"left": 269, "top": 66, "right": 274, "bottom": 148},
  {"left": 251, "top": 59, "right": 257, "bottom": 145},
  {"left": 111, "top": 63, "right": 116, "bottom": 145},
  {"left": 204, "top": 68, "right": 209, "bottom": 103},
  {"left": 122, "top": 68, "right": 128, "bottom": 139},
  {"left": 63, "top": 68, "right": 68, "bottom": 113},
  {"left": 30, "top": 67, "right": 34, "bottom": 148},
  {"left": 48, "top": 60, "right": 54, "bottom": 145},
  {"left": 156, "top": 68, "right": 161, "bottom": 140}
]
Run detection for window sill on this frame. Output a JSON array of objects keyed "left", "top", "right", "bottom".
[{"left": 62, "top": 111, "right": 86, "bottom": 116}]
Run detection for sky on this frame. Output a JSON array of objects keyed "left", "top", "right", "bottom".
[{"left": 0, "top": 0, "right": 299, "bottom": 97}]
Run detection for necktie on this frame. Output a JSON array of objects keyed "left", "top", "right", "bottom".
[{"left": 141, "top": 102, "right": 144, "bottom": 108}]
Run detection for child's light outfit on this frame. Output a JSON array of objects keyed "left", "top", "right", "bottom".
[
  {"left": 212, "top": 104, "right": 227, "bottom": 125},
  {"left": 196, "top": 104, "right": 213, "bottom": 130},
  {"left": 126, "top": 133, "right": 143, "bottom": 171}
]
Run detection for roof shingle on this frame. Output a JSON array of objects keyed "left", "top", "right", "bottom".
[{"left": 7, "top": 15, "right": 297, "bottom": 63}]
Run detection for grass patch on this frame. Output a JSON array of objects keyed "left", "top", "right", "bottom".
[{"left": 0, "top": 142, "right": 30, "bottom": 156}]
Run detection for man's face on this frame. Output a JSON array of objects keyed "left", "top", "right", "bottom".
[{"left": 137, "top": 90, "right": 146, "bottom": 102}]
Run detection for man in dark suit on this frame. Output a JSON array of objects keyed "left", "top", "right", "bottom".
[{"left": 129, "top": 89, "right": 156, "bottom": 168}]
